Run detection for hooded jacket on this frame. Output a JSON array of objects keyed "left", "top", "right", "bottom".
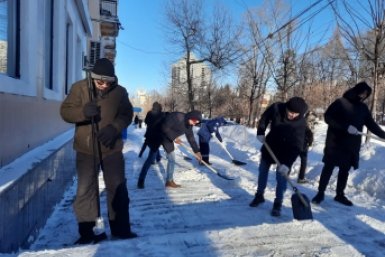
[
  {"left": 161, "top": 111, "right": 202, "bottom": 153},
  {"left": 198, "top": 116, "right": 226, "bottom": 143},
  {"left": 144, "top": 102, "right": 164, "bottom": 137},
  {"left": 60, "top": 78, "right": 133, "bottom": 156},
  {"left": 322, "top": 81, "right": 385, "bottom": 169},
  {"left": 143, "top": 103, "right": 166, "bottom": 150},
  {"left": 257, "top": 97, "right": 308, "bottom": 166}
]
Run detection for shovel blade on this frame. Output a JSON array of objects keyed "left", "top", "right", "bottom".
[
  {"left": 291, "top": 193, "right": 313, "bottom": 220},
  {"left": 232, "top": 159, "right": 247, "bottom": 166},
  {"left": 217, "top": 172, "right": 236, "bottom": 180}
]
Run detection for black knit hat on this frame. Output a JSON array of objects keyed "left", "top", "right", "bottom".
[
  {"left": 286, "top": 97, "right": 308, "bottom": 114},
  {"left": 152, "top": 101, "right": 162, "bottom": 112},
  {"left": 91, "top": 58, "right": 116, "bottom": 82},
  {"left": 186, "top": 110, "right": 202, "bottom": 123}
]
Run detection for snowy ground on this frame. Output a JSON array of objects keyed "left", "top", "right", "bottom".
[{"left": 4, "top": 122, "right": 385, "bottom": 256}]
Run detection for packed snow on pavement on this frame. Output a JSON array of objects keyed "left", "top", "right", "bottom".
[{"left": 3, "top": 121, "right": 385, "bottom": 257}]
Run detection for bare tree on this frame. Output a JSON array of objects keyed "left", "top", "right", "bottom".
[
  {"left": 244, "top": 0, "right": 335, "bottom": 107},
  {"left": 237, "top": 50, "right": 269, "bottom": 126},
  {"left": 330, "top": 0, "right": 385, "bottom": 121},
  {"left": 196, "top": 77, "right": 218, "bottom": 118},
  {"left": 213, "top": 84, "right": 243, "bottom": 121},
  {"left": 164, "top": 0, "right": 243, "bottom": 111}
]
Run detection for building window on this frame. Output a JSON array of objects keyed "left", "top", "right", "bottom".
[
  {"left": 89, "top": 41, "right": 101, "bottom": 67},
  {"left": 65, "top": 22, "right": 71, "bottom": 94},
  {"left": 44, "top": 0, "right": 54, "bottom": 89},
  {"left": 0, "top": 0, "right": 20, "bottom": 77}
]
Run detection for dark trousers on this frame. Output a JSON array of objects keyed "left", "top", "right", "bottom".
[
  {"left": 298, "top": 149, "right": 308, "bottom": 180},
  {"left": 199, "top": 138, "right": 210, "bottom": 162},
  {"left": 318, "top": 162, "right": 350, "bottom": 195},
  {"left": 75, "top": 151, "right": 132, "bottom": 237},
  {"left": 138, "top": 141, "right": 147, "bottom": 157},
  {"left": 138, "top": 148, "right": 158, "bottom": 183}
]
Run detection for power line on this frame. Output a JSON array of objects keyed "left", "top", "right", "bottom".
[
  {"left": 236, "top": 0, "right": 336, "bottom": 76},
  {"left": 117, "top": 39, "right": 172, "bottom": 55}
]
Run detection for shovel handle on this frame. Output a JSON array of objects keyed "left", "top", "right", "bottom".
[
  {"left": 215, "top": 137, "right": 235, "bottom": 160},
  {"left": 357, "top": 131, "right": 385, "bottom": 142},
  {"left": 263, "top": 142, "right": 309, "bottom": 208},
  {"left": 179, "top": 142, "right": 219, "bottom": 174}
]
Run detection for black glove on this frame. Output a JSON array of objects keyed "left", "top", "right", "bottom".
[
  {"left": 97, "top": 125, "right": 118, "bottom": 148},
  {"left": 83, "top": 102, "right": 100, "bottom": 119}
]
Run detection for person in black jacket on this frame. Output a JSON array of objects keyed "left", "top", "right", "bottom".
[
  {"left": 312, "top": 81, "right": 385, "bottom": 206},
  {"left": 138, "top": 102, "right": 163, "bottom": 160},
  {"left": 161, "top": 110, "right": 203, "bottom": 188},
  {"left": 249, "top": 97, "right": 308, "bottom": 217},
  {"left": 137, "top": 102, "right": 165, "bottom": 188},
  {"left": 297, "top": 114, "right": 314, "bottom": 184}
]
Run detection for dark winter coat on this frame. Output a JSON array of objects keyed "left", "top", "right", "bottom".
[
  {"left": 197, "top": 117, "right": 226, "bottom": 143},
  {"left": 60, "top": 78, "right": 133, "bottom": 156},
  {"left": 144, "top": 110, "right": 166, "bottom": 151},
  {"left": 144, "top": 103, "right": 162, "bottom": 131},
  {"left": 161, "top": 111, "right": 202, "bottom": 153},
  {"left": 257, "top": 101, "right": 308, "bottom": 166},
  {"left": 322, "top": 82, "right": 385, "bottom": 169}
]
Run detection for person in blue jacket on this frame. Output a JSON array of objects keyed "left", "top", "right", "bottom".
[{"left": 197, "top": 116, "right": 227, "bottom": 164}]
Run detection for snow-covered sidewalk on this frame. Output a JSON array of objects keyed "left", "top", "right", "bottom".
[{"left": 10, "top": 123, "right": 385, "bottom": 256}]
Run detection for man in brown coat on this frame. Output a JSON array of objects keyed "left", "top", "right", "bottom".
[{"left": 61, "top": 58, "right": 136, "bottom": 244}]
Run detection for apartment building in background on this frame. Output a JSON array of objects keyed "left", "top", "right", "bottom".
[{"left": 171, "top": 53, "right": 212, "bottom": 110}]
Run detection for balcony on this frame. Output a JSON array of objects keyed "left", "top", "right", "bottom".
[
  {"left": 100, "top": 0, "right": 119, "bottom": 37},
  {"left": 101, "top": 36, "right": 116, "bottom": 49},
  {"left": 103, "top": 48, "right": 117, "bottom": 60}
]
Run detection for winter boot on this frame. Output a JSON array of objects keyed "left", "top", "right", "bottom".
[
  {"left": 249, "top": 193, "right": 265, "bottom": 207},
  {"left": 137, "top": 179, "right": 144, "bottom": 189},
  {"left": 93, "top": 232, "right": 108, "bottom": 243},
  {"left": 112, "top": 231, "right": 138, "bottom": 240},
  {"left": 270, "top": 200, "right": 282, "bottom": 217},
  {"left": 202, "top": 157, "right": 212, "bottom": 165},
  {"left": 334, "top": 194, "right": 353, "bottom": 206},
  {"left": 297, "top": 178, "right": 309, "bottom": 184},
  {"left": 75, "top": 222, "right": 107, "bottom": 245},
  {"left": 311, "top": 191, "right": 324, "bottom": 204},
  {"left": 165, "top": 180, "right": 181, "bottom": 188},
  {"left": 110, "top": 220, "right": 138, "bottom": 240}
]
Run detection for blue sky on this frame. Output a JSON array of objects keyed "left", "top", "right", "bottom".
[{"left": 115, "top": 0, "right": 335, "bottom": 96}]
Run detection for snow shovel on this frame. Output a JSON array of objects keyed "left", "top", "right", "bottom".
[
  {"left": 179, "top": 142, "right": 236, "bottom": 180},
  {"left": 263, "top": 142, "right": 313, "bottom": 220},
  {"left": 357, "top": 131, "right": 385, "bottom": 142},
  {"left": 214, "top": 137, "right": 246, "bottom": 166},
  {"left": 86, "top": 71, "right": 106, "bottom": 238}
]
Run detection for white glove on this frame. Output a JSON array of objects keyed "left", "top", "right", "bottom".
[
  {"left": 347, "top": 125, "right": 358, "bottom": 135},
  {"left": 277, "top": 165, "right": 290, "bottom": 176},
  {"left": 211, "top": 133, "right": 216, "bottom": 137},
  {"left": 257, "top": 135, "right": 265, "bottom": 143}
]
